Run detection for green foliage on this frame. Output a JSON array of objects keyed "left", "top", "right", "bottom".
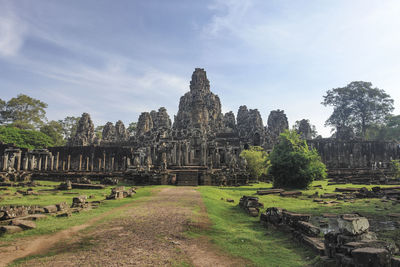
[
  {"left": 293, "top": 119, "right": 318, "bottom": 139},
  {"left": 58, "top": 116, "right": 80, "bottom": 140},
  {"left": 0, "top": 126, "right": 54, "bottom": 149},
  {"left": 127, "top": 122, "right": 137, "bottom": 136},
  {"left": 0, "top": 94, "right": 48, "bottom": 129},
  {"left": 240, "top": 146, "right": 269, "bottom": 180},
  {"left": 365, "top": 115, "right": 400, "bottom": 141},
  {"left": 95, "top": 125, "right": 104, "bottom": 139},
  {"left": 40, "top": 120, "right": 66, "bottom": 146},
  {"left": 269, "top": 130, "right": 327, "bottom": 189},
  {"left": 322, "top": 81, "right": 394, "bottom": 139},
  {"left": 391, "top": 160, "right": 400, "bottom": 178}
]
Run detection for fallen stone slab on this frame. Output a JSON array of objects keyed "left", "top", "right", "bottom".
[
  {"left": 10, "top": 219, "right": 36, "bottom": 230},
  {"left": 335, "top": 187, "right": 360, "bottom": 192},
  {"left": 257, "top": 189, "right": 284, "bottom": 195},
  {"left": 19, "top": 214, "right": 47, "bottom": 221},
  {"left": 321, "top": 193, "right": 338, "bottom": 198},
  {"left": 352, "top": 247, "right": 390, "bottom": 267},
  {"left": 43, "top": 205, "right": 58, "bottom": 213},
  {"left": 296, "top": 221, "right": 320, "bottom": 237},
  {"left": 280, "top": 191, "right": 302, "bottom": 197},
  {"left": 71, "top": 183, "right": 105, "bottom": 190},
  {"left": 282, "top": 211, "right": 311, "bottom": 225},
  {"left": 388, "top": 213, "right": 400, "bottom": 218},
  {"left": 0, "top": 225, "right": 23, "bottom": 235},
  {"left": 302, "top": 235, "right": 325, "bottom": 255}
]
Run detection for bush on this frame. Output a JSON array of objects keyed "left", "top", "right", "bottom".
[
  {"left": 0, "top": 126, "right": 54, "bottom": 149},
  {"left": 269, "top": 130, "right": 326, "bottom": 189},
  {"left": 240, "top": 146, "right": 269, "bottom": 181},
  {"left": 391, "top": 160, "right": 400, "bottom": 178}
]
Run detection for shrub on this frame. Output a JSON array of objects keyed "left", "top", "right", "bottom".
[
  {"left": 240, "top": 146, "right": 269, "bottom": 181},
  {"left": 269, "top": 130, "right": 326, "bottom": 189},
  {"left": 391, "top": 160, "right": 400, "bottom": 178}
]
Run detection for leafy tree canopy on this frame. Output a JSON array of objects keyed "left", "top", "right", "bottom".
[
  {"left": 58, "top": 116, "right": 80, "bottom": 140},
  {"left": 240, "top": 146, "right": 269, "bottom": 180},
  {"left": 0, "top": 94, "right": 48, "bottom": 129},
  {"left": 269, "top": 130, "right": 327, "bottom": 189},
  {"left": 127, "top": 122, "right": 137, "bottom": 136},
  {"left": 40, "top": 120, "right": 66, "bottom": 146},
  {"left": 0, "top": 126, "right": 54, "bottom": 149},
  {"left": 322, "top": 81, "right": 394, "bottom": 139}
]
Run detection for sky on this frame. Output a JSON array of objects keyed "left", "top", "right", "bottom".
[{"left": 1, "top": 0, "right": 400, "bottom": 137}]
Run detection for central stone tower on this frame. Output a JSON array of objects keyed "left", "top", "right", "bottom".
[{"left": 173, "top": 68, "right": 224, "bottom": 135}]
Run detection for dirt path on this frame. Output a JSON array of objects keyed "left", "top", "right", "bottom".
[{"left": 1, "top": 187, "right": 248, "bottom": 267}]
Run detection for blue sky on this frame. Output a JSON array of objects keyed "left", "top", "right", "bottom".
[{"left": 1, "top": 0, "right": 399, "bottom": 137}]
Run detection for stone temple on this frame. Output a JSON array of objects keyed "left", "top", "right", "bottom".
[{"left": 1, "top": 68, "right": 399, "bottom": 185}]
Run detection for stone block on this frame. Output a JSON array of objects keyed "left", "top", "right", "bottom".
[
  {"left": 0, "top": 225, "right": 23, "bottom": 236},
  {"left": 43, "top": 205, "right": 58, "bottom": 213},
  {"left": 10, "top": 219, "right": 36, "bottom": 230},
  {"left": 352, "top": 247, "right": 390, "bottom": 267},
  {"left": 296, "top": 221, "right": 320, "bottom": 237},
  {"left": 338, "top": 216, "right": 369, "bottom": 235}
]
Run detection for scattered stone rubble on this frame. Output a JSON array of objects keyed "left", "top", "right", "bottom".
[
  {"left": 260, "top": 208, "right": 399, "bottom": 266},
  {"left": 106, "top": 186, "right": 136, "bottom": 199},
  {"left": 239, "top": 196, "right": 264, "bottom": 217}
]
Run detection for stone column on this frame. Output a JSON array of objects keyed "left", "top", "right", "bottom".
[
  {"left": 2, "top": 154, "right": 8, "bottom": 171},
  {"left": 111, "top": 157, "right": 114, "bottom": 171},
  {"left": 38, "top": 156, "right": 42, "bottom": 171},
  {"left": 103, "top": 152, "right": 106, "bottom": 172},
  {"left": 177, "top": 143, "right": 182, "bottom": 167},
  {"left": 56, "top": 152, "right": 60, "bottom": 171},
  {"left": 79, "top": 155, "right": 82, "bottom": 171},
  {"left": 90, "top": 153, "right": 94, "bottom": 172},
  {"left": 50, "top": 156, "right": 54, "bottom": 171},
  {"left": 62, "top": 161, "right": 65, "bottom": 171},
  {"left": 98, "top": 158, "right": 102, "bottom": 172},
  {"left": 16, "top": 153, "right": 21, "bottom": 171},
  {"left": 44, "top": 156, "right": 48, "bottom": 171},
  {"left": 67, "top": 155, "right": 71, "bottom": 171},
  {"left": 86, "top": 157, "right": 89, "bottom": 171},
  {"left": 23, "top": 156, "right": 28, "bottom": 171},
  {"left": 172, "top": 143, "right": 177, "bottom": 165}
]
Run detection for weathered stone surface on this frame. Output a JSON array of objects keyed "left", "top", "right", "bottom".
[
  {"left": 152, "top": 107, "right": 171, "bottom": 130},
  {"left": 223, "top": 111, "right": 236, "bottom": 131},
  {"left": 282, "top": 211, "right": 311, "bottom": 225},
  {"left": 237, "top": 105, "right": 264, "bottom": 146},
  {"left": 296, "top": 119, "right": 313, "bottom": 140},
  {"left": 173, "top": 68, "right": 223, "bottom": 133},
  {"left": 56, "top": 202, "right": 69, "bottom": 211},
  {"left": 280, "top": 191, "right": 302, "bottom": 197},
  {"left": 296, "top": 221, "right": 321, "bottom": 237},
  {"left": 68, "top": 113, "right": 95, "bottom": 146},
  {"left": 338, "top": 215, "right": 369, "bottom": 236},
  {"left": 115, "top": 120, "right": 129, "bottom": 141},
  {"left": 257, "top": 189, "right": 284, "bottom": 195},
  {"left": 0, "top": 225, "right": 23, "bottom": 235},
  {"left": 10, "top": 219, "right": 36, "bottom": 229},
  {"left": 136, "top": 112, "right": 153, "bottom": 136},
  {"left": 352, "top": 247, "right": 390, "bottom": 267},
  {"left": 43, "top": 205, "right": 58, "bottom": 213},
  {"left": 265, "top": 109, "right": 288, "bottom": 148},
  {"left": 102, "top": 122, "right": 116, "bottom": 142}
]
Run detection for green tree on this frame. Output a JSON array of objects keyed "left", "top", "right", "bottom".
[
  {"left": 322, "top": 81, "right": 394, "bottom": 139},
  {"left": 0, "top": 126, "right": 54, "bottom": 149},
  {"left": 240, "top": 146, "right": 269, "bottom": 180},
  {"left": 127, "top": 122, "right": 137, "bottom": 136},
  {"left": 269, "top": 130, "right": 327, "bottom": 189},
  {"left": 0, "top": 98, "right": 6, "bottom": 124},
  {"left": 58, "top": 116, "right": 79, "bottom": 140},
  {"left": 95, "top": 125, "right": 104, "bottom": 139},
  {"left": 1, "top": 94, "right": 48, "bottom": 129},
  {"left": 40, "top": 120, "right": 66, "bottom": 146}
]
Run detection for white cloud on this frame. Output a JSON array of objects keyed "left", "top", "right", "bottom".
[{"left": 0, "top": 10, "right": 26, "bottom": 57}]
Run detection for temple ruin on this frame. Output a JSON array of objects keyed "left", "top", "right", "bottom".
[{"left": 1, "top": 68, "right": 399, "bottom": 185}]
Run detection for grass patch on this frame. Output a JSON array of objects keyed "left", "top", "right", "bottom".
[
  {"left": 195, "top": 181, "right": 400, "bottom": 266},
  {"left": 0, "top": 182, "right": 155, "bottom": 242}
]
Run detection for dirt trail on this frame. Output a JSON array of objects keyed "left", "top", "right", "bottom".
[
  {"left": 0, "top": 200, "right": 140, "bottom": 267},
  {"left": 0, "top": 187, "right": 248, "bottom": 267}
]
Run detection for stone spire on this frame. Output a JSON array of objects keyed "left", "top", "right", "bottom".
[
  {"left": 69, "top": 113, "right": 95, "bottom": 146},
  {"left": 102, "top": 122, "right": 116, "bottom": 142},
  {"left": 173, "top": 68, "right": 223, "bottom": 133},
  {"left": 265, "top": 109, "right": 289, "bottom": 148}
]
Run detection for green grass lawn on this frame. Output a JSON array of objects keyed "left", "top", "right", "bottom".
[
  {"left": 195, "top": 181, "right": 400, "bottom": 267},
  {"left": 0, "top": 181, "right": 156, "bottom": 242}
]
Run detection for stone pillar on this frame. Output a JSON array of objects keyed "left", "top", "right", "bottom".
[
  {"left": 103, "top": 153, "right": 106, "bottom": 172},
  {"left": 67, "top": 155, "right": 71, "bottom": 171},
  {"left": 44, "top": 156, "right": 48, "bottom": 171},
  {"left": 177, "top": 143, "right": 182, "bottom": 167},
  {"left": 16, "top": 153, "right": 21, "bottom": 171},
  {"left": 62, "top": 161, "right": 65, "bottom": 171},
  {"left": 86, "top": 157, "right": 89, "bottom": 171},
  {"left": 90, "top": 153, "right": 94, "bottom": 172},
  {"left": 98, "top": 158, "right": 102, "bottom": 172},
  {"left": 79, "top": 155, "right": 82, "bottom": 171},
  {"left": 38, "top": 156, "right": 42, "bottom": 171},
  {"left": 2, "top": 154, "right": 8, "bottom": 171},
  {"left": 190, "top": 149, "right": 195, "bottom": 164},
  {"left": 23, "top": 156, "right": 28, "bottom": 171},
  {"left": 172, "top": 143, "right": 177, "bottom": 165},
  {"left": 183, "top": 142, "right": 189, "bottom": 166},
  {"left": 50, "top": 156, "right": 54, "bottom": 171},
  {"left": 56, "top": 152, "right": 60, "bottom": 171},
  {"left": 111, "top": 157, "right": 114, "bottom": 171}
]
